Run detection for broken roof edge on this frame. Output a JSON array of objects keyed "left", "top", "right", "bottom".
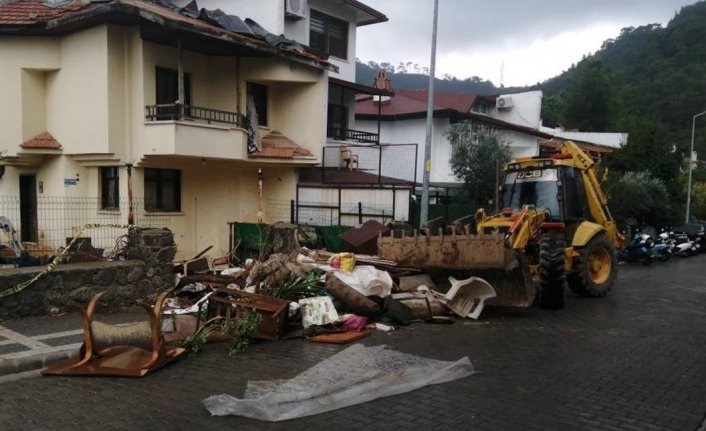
[{"left": 0, "top": 0, "right": 337, "bottom": 72}]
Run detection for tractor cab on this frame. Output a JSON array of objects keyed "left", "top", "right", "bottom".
[{"left": 501, "top": 164, "right": 591, "bottom": 224}]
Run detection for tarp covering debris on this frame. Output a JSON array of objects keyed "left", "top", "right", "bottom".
[{"left": 203, "top": 344, "right": 475, "bottom": 421}]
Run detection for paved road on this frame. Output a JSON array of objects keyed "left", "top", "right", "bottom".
[{"left": 2, "top": 255, "right": 706, "bottom": 431}]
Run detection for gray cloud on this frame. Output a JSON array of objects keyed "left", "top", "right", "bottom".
[{"left": 357, "top": 0, "right": 697, "bottom": 77}]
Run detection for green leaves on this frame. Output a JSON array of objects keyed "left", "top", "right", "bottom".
[
  {"left": 606, "top": 171, "right": 670, "bottom": 226},
  {"left": 446, "top": 121, "right": 511, "bottom": 206}
]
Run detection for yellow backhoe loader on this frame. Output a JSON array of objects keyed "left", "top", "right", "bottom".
[{"left": 378, "top": 141, "right": 623, "bottom": 309}]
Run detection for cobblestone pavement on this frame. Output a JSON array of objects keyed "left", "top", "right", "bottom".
[{"left": 2, "top": 255, "right": 706, "bottom": 431}]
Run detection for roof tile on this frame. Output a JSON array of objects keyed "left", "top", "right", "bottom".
[
  {"left": 0, "top": 0, "right": 88, "bottom": 26},
  {"left": 20, "top": 131, "right": 62, "bottom": 150}
]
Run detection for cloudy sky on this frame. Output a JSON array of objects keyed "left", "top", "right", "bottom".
[{"left": 356, "top": 0, "right": 698, "bottom": 87}]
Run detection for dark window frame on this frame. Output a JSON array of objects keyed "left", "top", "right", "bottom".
[
  {"left": 155, "top": 66, "right": 192, "bottom": 120},
  {"left": 144, "top": 168, "right": 181, "bottom": 212},
  {"left": 309, "top": 9, "right": 349, "bottom": 60},
  {"left": 100, "top": 166, "right": 120, "bottom": 210},
  {"left": 247, "top": 82, "right": 268, "bottom": 127}
]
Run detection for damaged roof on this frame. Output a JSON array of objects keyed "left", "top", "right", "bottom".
[
  {"left": 0, "top": 0, "right": 334, "bottom": 71},
  {"left": 250, "top": 131, "right": 314, "bottom": 160}
]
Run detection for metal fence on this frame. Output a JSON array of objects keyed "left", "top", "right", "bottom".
[
  {"left": 0, "top": 196, "right": 171, "bottom": 258},
  {"left": 265, "top": 198, "right": 396, "bottom": 227},
  {"left": 307, "top": 143, "right": 418, "bottom": 185}
]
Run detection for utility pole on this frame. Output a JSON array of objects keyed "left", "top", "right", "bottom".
[
  {"left": 420, "top": 0, "right": 439, "bottom": 226},
  {"left": 686, "top": 110, "right": 706, "bottom": 223}
]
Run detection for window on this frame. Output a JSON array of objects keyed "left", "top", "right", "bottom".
[
  {"left": 156, "top": 67, "right": 191, "bottom": 105},
  {"left": 145, "top": 168, "right": 181, "bottom": 212},
  {"left": 327, "top": 104, "right": 348, "bottom": 137},
  {"left": 309, "top": 10, "right": 349, "bottom": 59},
  {"left": 472, "top": 102, "right": 489, "bottom": 114},
  {"left": 155, "top": 67, "right": 191, "bottom": 120},
  {"left": 100, "top": 167, "right": 120, "bottom": 210},
  {"left": 247, "top": 82, "right": 268, "bottom": 126}
]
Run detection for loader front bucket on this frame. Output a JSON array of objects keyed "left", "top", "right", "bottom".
[{"left": 378, "top": 233, "right": 535, "bottom": 308}]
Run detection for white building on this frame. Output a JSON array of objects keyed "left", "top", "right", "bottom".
[{"left": 356, "top": 89, "right": 626, "bottom": 190}]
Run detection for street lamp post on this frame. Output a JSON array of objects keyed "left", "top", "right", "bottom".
[{"left": 686, "top": 110, "right": 706, "bottom": 224}]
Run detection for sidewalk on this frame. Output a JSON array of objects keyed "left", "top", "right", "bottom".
[{"left": 0, "top": 310, "right": 144, "bottom": 378}]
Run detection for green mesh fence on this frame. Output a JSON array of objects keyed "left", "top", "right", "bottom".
[
  {"left": 232, "top": 222, "right": 271, "bottom": 261},
  {"left": 316, "top": 225, "right": 352, "bottom": 253}
]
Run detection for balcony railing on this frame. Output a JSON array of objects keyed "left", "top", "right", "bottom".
[
  {"left": 299, "top": 143, "right": 418, "bottom": 186},
  {"left": 327, "top": 127, "right": 379, "bottom": 144},
  {"left": 145, "top": 104, "right": 246, "bottom": 127}
]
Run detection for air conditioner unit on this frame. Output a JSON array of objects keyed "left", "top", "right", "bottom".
[
  {"left": 285, "top": 0, "right": 308, "bottom": 20},
  {"left": 496, "top": 96, "right": 514, "bottom": 109}
]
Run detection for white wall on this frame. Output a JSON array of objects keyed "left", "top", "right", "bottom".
[
  {"left": 357, "top": 117, "right": 452, "bottom": 184},
  {"left": 358, "top": 116, "right": 541, "bottom": 185},
  {"left": 538, "top": 127, "right": 628, "bottom": 148},
  {"left": 491, "top": 90, "right": 542, "bottom": 128},
  {"left": 297, "top": 186, "right": 410, "bottom": 225}
]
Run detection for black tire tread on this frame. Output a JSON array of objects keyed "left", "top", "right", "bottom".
[{"left": 539, "top": 233, "right": 566, "bottom": 309}]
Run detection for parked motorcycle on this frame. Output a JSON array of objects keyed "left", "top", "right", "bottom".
[
  {"left": 661, "top": 230, "right": 698, "bottom": 257},
  {"left": 673, "top": 224, "right": 705, "bottom": 254},
  {"left": 618, "top": 231, "right": 653, "bottom": 265}
]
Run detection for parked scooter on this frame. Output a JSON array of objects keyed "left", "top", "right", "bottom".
[
  {"left": 618, "top": 230, "right": 653, "bottom": 265},
  {"left": 661, "top": 229, "right": 698, "bottom": 257}
]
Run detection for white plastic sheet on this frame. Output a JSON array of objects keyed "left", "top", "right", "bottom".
[
  {"left": 203, "top": 344, "right": 475, "bottom": 421},
  {"left": 332, "top": 265, "right": 393, "bottom": 297}
]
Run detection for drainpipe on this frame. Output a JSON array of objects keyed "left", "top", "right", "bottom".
[
  {"left": 257, "top": 167, "right": 263, "bottom": 223},
  {"left": 126, "top": 163, "right": 134, "bottom": 225}
]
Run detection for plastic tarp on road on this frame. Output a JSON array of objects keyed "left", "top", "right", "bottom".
[{"left": 203, "top": 344, "right": 475, "bottom": 421}]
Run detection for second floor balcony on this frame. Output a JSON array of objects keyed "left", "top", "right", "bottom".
[{"left": 145, "top": 104, "right": 246, "bottom": 127}]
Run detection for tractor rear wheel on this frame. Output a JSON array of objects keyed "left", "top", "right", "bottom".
[
  {"left": 538, "top": 233, "right": 566, "bottom": 309},
  {"left": 567, "top": 234, "right": 617, "bottom": 297}
]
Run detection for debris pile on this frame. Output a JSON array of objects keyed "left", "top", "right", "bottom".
[{"left": 160, "top": 221, "right": 498, "bottom": 352}]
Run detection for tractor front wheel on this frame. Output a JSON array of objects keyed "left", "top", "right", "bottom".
[
  {"left": 538, "top": 233, "right": 566, "bottom": 309},
  {"left": 567, "top": 234, "right": 617, "bottom": 297}
]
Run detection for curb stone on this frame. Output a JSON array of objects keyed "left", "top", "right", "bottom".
[{"left": 0, "top": 348, "right": 77, "bottom": 377}]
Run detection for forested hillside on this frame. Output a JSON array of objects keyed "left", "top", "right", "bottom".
[{"left": 355, "top": 61, "right": 525, "bottom": 95}]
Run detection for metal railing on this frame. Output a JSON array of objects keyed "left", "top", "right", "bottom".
[
  {"left": 264, "top": 198, "right": 396, "bottom": 227},
  {"left": 299, "top": 143, "right": 418, "bottom": 186},
  {"left": 145, "top": 104, "right": 246, "bottom": 127},
  {"left": 327, "top": 127, "right": 379, "bottom": 144}
]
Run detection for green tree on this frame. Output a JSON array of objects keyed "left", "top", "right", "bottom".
[
  {"left": 447, "top": 122, "right": 511, "bottom": 206},
  {"left": 606, "top": 171, "right": 670, "bottom": 226},
  {"left": 604, "top": 115, "right": 682, "bottom": 194},
  {"left": 691, "top": 182, "right": 706, "bottom": 221},
  {"left": 561, "top": 58, "right": 615, "bottom": 131}
]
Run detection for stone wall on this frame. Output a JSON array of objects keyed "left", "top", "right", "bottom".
[{"left": 0, "top": 228, "right": 176, "bottom": 320}]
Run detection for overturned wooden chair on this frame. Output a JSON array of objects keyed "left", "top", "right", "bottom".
[{"left": 42, "top": 290, "right": 185, "bottom": 377}]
